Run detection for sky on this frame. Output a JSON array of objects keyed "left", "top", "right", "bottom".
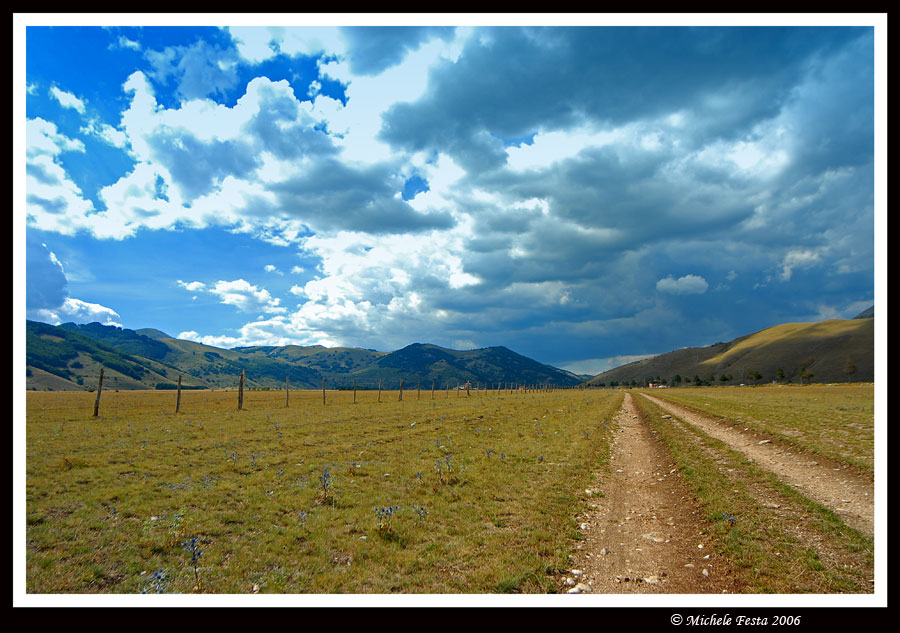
[{"left": 17, "top": 15, "right": 886, "bottom": 375}]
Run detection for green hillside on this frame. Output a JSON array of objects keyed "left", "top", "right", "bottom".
[
  {"left": 25, "top": 320, "right": 205, "bottom": 392},
  {"left": 125, "top": 337, "right": 325, "bottom": 390},
  {"left": 134, "top": 327, "right": 174, "bottom": 340},
  {"left": 26, "top": 322, "right": 581, "bottom": 392},
  {"left": 346, "top": 343, "right": 583, "bottom": 389},
  {"left": 26, "top": 321, "right": 323, "bottom": 391},
  {"left": 58, "top": 322, "right": 171, "bottom": 361},
  {"left": 584, "top": 312, "right": 874, "bottom": 387},
  {"left": 232, "top": 344, "right": 385, "bottom": 380}
]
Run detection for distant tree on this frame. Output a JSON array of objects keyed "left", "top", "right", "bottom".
[
  {"left": 693, "top": 375, "right": 701, "bottom": 385},
  {"left": 798, "top": 368, "right": 815, "bottom": 385},
  {"left": 775, "top": 368, "right": 785, "bottom": 382},
  {"left": 844, "top": 358, "right": 857, "bottom": 383},
  {"left": 748, "top": 370, "right": 762, "bottom": 381},
  {"left": 673, "top": 374, "right": 682, "bottom": 385}
]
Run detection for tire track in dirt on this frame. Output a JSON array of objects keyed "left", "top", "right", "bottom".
[
  {"left": 639, "top": 392, "right": 874, "bottom": 538},
  {"left": 563, "top": 392, "right": 742, "bottom": 594}
]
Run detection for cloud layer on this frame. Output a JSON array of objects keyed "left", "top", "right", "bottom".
[{"left": 23, "top": 24, "right": 878, "bottom": 372}]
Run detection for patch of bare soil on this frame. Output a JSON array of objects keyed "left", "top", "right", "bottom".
[
  {"left": 640, "top": 393, "right": 874, "bottom": 538},
  {"left": 562, "top": 393, "right": 743, "bottom": 594}
]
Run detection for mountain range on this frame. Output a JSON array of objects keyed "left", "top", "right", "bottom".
[
  {"left": 25, "top": 320, "right": 586, "bottom": 392},
  {"left": 25, "top": 306, "right": 874, "bottom": 392}
]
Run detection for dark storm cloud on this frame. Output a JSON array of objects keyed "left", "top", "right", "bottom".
[
  {"left": 26, "top": 231, "right": 69, "bottom": 311},
  {"left": 775, "top": 31, "right": 874, "bottom": 178},
  {"left": 340, "top": 26, "right": 457, "bottom": 76},
  {"left": 146, "top": 128, "right": 260, "bottom": 200},
  {"left": 270, "top": 158, "right": 455, "bottom": 234},
  {"left": 458, "top": 145, "right": 756, "bottom": 289},
  {"left": 379, "top": 26, "right": 868, "bottom": 171},
  {"left": 243, "top": 81, "right": 339, "bottom": 161}
]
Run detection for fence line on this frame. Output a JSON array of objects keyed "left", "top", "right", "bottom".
[{"left": 89, "top": 369, "right": 582, "bottom": 415}]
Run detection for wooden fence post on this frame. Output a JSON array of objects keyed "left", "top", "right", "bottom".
[
  {"left": 353, "top": 379, "right": 357, "bottom": 404},
  {"left": 322, "top": 377, "right": 326, "bottom": 405},
  {"left": 285, "top": 375, "right": 290, "bottom": 408},
  {"left": 399, "top": 379, "right": 404, "bottom": 401},
  {"left": 175, "top": 374, "right": 182, "bottom": 414},
  {"left": 378, "top": 378, "right": 382, "bottom": 403},
  {"left": 92, "top": 367, "right": 104, "bottom": 417},
  {"left": 417, "top": 381, "right": 421, "bottom": 400},
  {"left": 432, "top": 380, "right": 435, "bottom": 399},
  {"left": 238, "top": 370, "right": 244, "bottom": 411}
]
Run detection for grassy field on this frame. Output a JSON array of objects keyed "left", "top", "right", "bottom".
[
  {"left": 643, "top": 384, "right": 874, "bottom": 472},
  {"left": 24, "top": 388, "right": 621, "bottom": 594}
]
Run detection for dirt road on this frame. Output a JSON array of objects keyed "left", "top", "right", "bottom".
[
  {"left": 639, "top": 392, "right": 874, "bottom": 538},
  {"left": 563, "top": 392, "right": 742, "bottom": 593}
]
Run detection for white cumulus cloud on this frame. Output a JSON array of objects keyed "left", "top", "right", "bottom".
[
  {"left": 208, "top": 279, "right": 286, "bottom": 314},
  {"left": 779, "top": 248, "right": 823, "bottom": 281},
  {"left": 32, "top": 297, "right": 121, "bottom": 326},
  {"left": 49, "top": 86, "right": 86, "bottom": 113},
  {"left": 177, "top": 280, "right": 206, "bottom": 292},
  {"left": 656, "top": 274, "right": 709, "bottom": 295}
]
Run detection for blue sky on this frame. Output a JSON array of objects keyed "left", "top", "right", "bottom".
[{"left": 17, "top": 15, "right": 886, "bottom": 374}]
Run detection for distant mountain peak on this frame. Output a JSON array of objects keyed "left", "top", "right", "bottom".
[{"left": 135, "top": 328, "right": 174, "bottom": 340}]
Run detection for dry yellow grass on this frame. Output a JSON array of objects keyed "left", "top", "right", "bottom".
[{"left": 25, "top": 388, "right": 620, "bottom": 594}]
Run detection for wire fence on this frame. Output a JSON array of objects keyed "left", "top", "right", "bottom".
[{"left": 80, "top": 366, "right": 597, "bottom": 416}]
